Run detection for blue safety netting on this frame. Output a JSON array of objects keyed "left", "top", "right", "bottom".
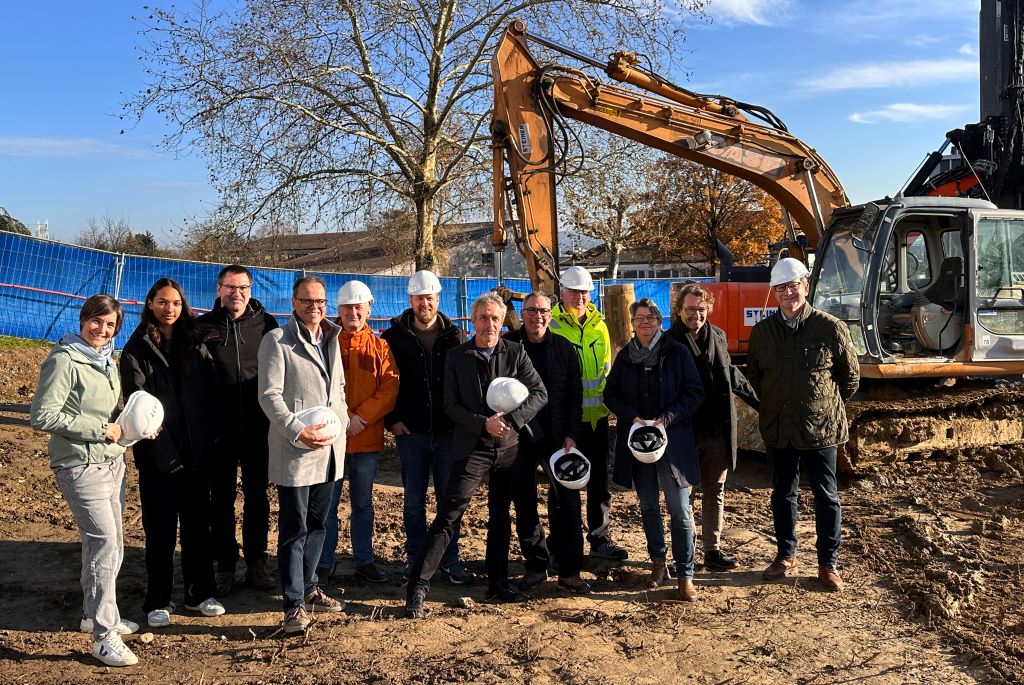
[{"left": 0, "top": 232, "right": 711, "bottom": 347}]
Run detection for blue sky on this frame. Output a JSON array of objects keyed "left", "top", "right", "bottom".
[{"left": 1, "top": 1, "right": 981, "bottom": 243}]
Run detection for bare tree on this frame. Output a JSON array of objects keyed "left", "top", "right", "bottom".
[
  {"left": 633, "top": 158, "right": 786, "bottom": 274},
  {"left": 0, "top": 207, "right": 30, "bottom": 236},
  {"left": 561, "top": 131, "right": 656, "bottom": 278},
  {"left": 76, "top": 213, "right": 161, "bottom": 256},
  {"left": 127, "top": 0, "right": 705, "bottom": 270}
]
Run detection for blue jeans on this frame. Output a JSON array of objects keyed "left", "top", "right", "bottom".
[
  {"left": 56, "top": 458, "right": 126, "bottom": 639},
  {"left": 319, "top": 451, "right": 380, "bottom": 572},
  {"left": 277, "top": 481, "right": 334, "bottom": 610},
  {"left": 767, "top": 445, "right": 842, "bottom": 567},
  {"left": 633, "top": 458, "right": 695, "bottom": 579},
  {"left": 397, "top": 432, "right": 459, "bottom": 567}
]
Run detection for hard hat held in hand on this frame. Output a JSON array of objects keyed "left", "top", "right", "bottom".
[
  {"left": 549, "top": 447, "right": 591, "bottom": 490},
  {"left": 116, "top": 390, "right": 164, "bottom": 447},
  {"left": 295, "top": 406, "right": 343, "bottom": 445},
  {"left": 407, "top": 270, "right": 442, "bottom": 296},
  {"left": 769, "top": 258, "right": 810, "bottom": 287},
  {"left": 486, "top": 377, "right": 529, "bottom": 414},
  {"left": 560, "top": 265, "right": 594, "bottom": 291},
  {"left": 337, "top": 280, "right": 374, "bottom": 306},
  {"left": 627, "top": 421, "right": 668, "bottom": 464}
]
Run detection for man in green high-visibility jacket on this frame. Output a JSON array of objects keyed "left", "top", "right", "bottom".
[{"left": 549, "top": 266, "right": 628, "bottom": 562}]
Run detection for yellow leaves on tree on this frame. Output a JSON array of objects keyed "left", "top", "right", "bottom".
[{"left": 633, "top": 157, "right": 786, "bottom": 272}]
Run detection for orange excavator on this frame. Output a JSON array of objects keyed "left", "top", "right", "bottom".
[{"left": 490, "top": 18, "right": 1024, "bottom": 469}]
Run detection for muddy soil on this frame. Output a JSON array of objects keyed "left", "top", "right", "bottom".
[{"left": 0, "top": 346, "right": 1021, "bottom": 684}]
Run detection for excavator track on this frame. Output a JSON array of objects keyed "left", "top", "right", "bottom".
[{"left": 840, "top": 380, "right": 1024, "bottom": 471}]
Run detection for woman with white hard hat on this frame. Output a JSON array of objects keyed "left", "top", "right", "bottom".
[
  {"left": 119, "top": 278, "right": 226, "bottom": 629},
  {"left": 604, "top": 297, "right": 705, "bottom": 601},
  {"left": 29, "top": 295, "right": 142, "bottom": 667}
]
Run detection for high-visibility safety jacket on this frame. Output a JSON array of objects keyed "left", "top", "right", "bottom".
[{"left": 549, "top": 301, "right": 611, "bottom": 427}]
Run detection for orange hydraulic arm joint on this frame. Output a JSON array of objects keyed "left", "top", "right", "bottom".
[{"left": 492, "top": 20, "right": 849, "bottom": 268}]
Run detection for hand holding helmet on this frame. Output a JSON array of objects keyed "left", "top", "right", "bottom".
[
  {"left": 116, "top": 390, "right": 165, "bottom": 446},
  {"left": 294, "top": 406, "right": 343, "bottom": 448},
  {"left": 627, "top": 420, "right": 668, "bottom": 464}
]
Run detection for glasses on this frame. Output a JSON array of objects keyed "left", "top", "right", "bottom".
[
  {"left": 633, "top": 315, "right": 661, "bottom": 323},
  {"left": 563, "top": 290, "right": 589, "bottom": 300},
  {"left": 522, "top": 307, "right": 551, "bottom": 316},
  {"left": 218, "top": 284, "right": 251, "bottom": 293},
  {"left": 682, "top": 307, "right": 708, "bottom": 315},
  {"left": 773, "top": 280, "right": 805, "bottom": 294},
  {"left": 296, "top": 298, "right": 327, "bottom": 308}
]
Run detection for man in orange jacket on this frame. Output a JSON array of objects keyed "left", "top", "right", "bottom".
[{"left": 317, "top": 280, "right": 399, "bottom": 584}]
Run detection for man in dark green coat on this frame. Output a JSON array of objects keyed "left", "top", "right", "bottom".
[{"left": 746, "top": 258, "right": 859, "bottom": 592}]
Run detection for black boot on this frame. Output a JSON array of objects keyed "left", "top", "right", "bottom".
[
  {"left": 704, "top": 549, "right": 738, "bottom": 571},
  {"left": 405, "top": 585, "right": 427, "bottom": 619}
]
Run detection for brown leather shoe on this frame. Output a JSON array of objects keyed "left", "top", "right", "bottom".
[
  {"left": 677, "top": 578, "right": 698, "bottom": 602},
  {"left": 761, "top": 557, "right": 797, "bottom": 580},
  {"left": 648, "top": 559, "right": 671, "bottom": 587},
  {"left": 818, "top": 565, "right": 844, "bottom": 592},
  {"left": 246, "top": 558, "right": 276, "bottom": 590}
]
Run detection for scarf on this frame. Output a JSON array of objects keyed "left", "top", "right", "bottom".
[
  {"left": 628, "top": 329, "right": 663, "bottom": 368},
  {"left": 60, "top": 333, "right": 114, "bottom": 372}
]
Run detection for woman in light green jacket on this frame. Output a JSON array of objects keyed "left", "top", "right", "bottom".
[{"left": 29, "top": 294, "right": 139, "bottom": 668}]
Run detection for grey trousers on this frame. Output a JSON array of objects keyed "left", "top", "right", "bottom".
[
  {"left": 55, "top": 457, "right": 126, "bottom": 639},
  {"left": 695, "top": 436, "right": 729, "bottom": 552}
]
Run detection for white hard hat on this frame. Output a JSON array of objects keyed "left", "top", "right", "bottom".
[
  {"left": 769, "top": 258, "right": 810, "bottom": 287},
  {"left": 407, "top": 270, "right": 442, "bottom": 296},
  {"left": 627, "top": 422, "right": 668, "bottom": 464},
  {"left": 337, "top": 280, "right": 374, "bottom": 306},
  {"left": 560, "top": 266, "right": 594, "bottom": 291},
  {"left": 294, "top": 406, "right": 343, "bottom": 445},
  {"left": 549, "top": 447, "right": 591, "bottom": 490},
  {"left": 486, "top": 377, "right": 530, "bottom": 414},
  {"left": 116, "top": 390, "right": 164, "bottom": 447}
]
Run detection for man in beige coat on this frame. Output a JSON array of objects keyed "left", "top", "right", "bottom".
[{"left": 258, "top": 277, "right": 349, "bottom": 633}]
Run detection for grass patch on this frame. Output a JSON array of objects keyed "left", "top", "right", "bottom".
[{"left": 0, "top": 335, "right": 51, "bottom": 350}]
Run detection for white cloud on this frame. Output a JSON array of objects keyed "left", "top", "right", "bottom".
[
  {"left": 0, "top": 137, "right": 156, "bottom": 159},
  {"left": 707, "top": 0, "right": 795, "bottom": 26},
  {"left": 959, "top": 42, "right": 977, "bottom": 56},
  {"left": 803, "top": 58, "right": 976, "bottom": 91},
  {"left": 849, "top": 103, "right": 971, "bottom": 124}
]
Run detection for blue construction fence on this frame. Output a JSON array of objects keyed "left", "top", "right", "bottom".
[{"left": 0, "top": 231, "right": 712, "bottom": 348}]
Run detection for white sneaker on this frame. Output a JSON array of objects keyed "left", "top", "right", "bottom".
[
  {"left": 91, "top": 632, "right": 139, "bottom": 667},
  {"left": 147, "top": 608, "right": 173, "bottom": 628},
  {"left": 79, "top": 617, "right": 139, "bottom": 635},
  {"left": 185, "top": 597, "right": 226, "bottom": 617}
]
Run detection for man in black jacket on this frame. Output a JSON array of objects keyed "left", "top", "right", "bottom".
[
  {"left": 381, "top": 270, "right": 473, "bottom": 585},
  {"left": 196, "top": 264, "right": 279, "bottom": 594},
  {"left": 405, "top": 293, "right": 547, "bottom": 617},
  {"left": 668, "top": 283, "right": 759, "bottom": 573},
  {"left": 505, "top": 293, "right": 590, "bottom": 595}
]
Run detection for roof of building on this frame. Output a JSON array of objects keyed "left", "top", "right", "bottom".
[{"left": 564, "top": 243, "right": 706, "bottom": 268}]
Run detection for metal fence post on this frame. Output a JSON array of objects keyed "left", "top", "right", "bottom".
[{"left": 113, "top": 253, "right": 125, "bottom": 300}]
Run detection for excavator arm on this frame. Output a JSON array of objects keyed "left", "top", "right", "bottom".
[{"left": 491, "top": 20, "right": 850, "bottom": 292}]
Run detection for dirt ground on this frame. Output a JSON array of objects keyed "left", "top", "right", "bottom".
[{"left": 0, "top": 345, "right": 1022, "bottom": 684}]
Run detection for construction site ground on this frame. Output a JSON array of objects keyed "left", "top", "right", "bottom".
[{"left": 0, "top": 345, "right": 1022, "bottom": 684}]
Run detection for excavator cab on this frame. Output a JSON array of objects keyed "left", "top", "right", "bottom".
[{"left": 811, "top": 196, "right": 1024, "bottom": 377}]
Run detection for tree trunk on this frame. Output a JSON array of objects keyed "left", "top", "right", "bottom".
[
  {"left": 606, "top": 241, "right": 622, "bottom": 279},
  {"left": 413, "top": 188, "right": 437, "bottom": 272}
]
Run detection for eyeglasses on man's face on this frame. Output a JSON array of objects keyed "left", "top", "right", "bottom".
[
  {"left": 296, "top": 298, "right": 327, "bottom": 308},
  {"left": 523, "top": 307, "right": 551, "bottom": 316},
  {"left": 773, "top": 280, "right": 805, "bottom": 294},
  {"left": 219, "top": 284, "right": 251, "bottom": 293},
  {"left": 682, "top": 307, "right": 708, "bottom": 316},
  {"left": 633, "top": 314, "right": 661, "bottom": 323}
]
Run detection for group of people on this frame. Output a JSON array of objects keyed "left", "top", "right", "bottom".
[{"left": 30, "top": 255, "right": 860, "bottom": 667}]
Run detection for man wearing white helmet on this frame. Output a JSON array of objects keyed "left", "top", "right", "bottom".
[
  {"left": 549, "top": 265, "right": 628, "bottom": 561},
  {"left": 258, "top": 276, "right": 349, "bottom": 633},
  {"left": 381, "top": 270, "right": 473, "bottom": 585},
  {"left": 404, "top": 292, "right": 547, "bottom": 617},
  {"left": 317, "top": 280, "right": 399, "bottom": 584},
  {"left": 746, "top": 258, "right": 859, "bottom": 592},
  {"left": 505, "top": 292, "right": 591, "bottom": 595}
]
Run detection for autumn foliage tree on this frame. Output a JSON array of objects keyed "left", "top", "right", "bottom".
[
  {"left": 127, "top": 0, "right": 705, "bottom": 271},
  {"left": 633, "top": 157, "right": 786, "bottom": 274}
]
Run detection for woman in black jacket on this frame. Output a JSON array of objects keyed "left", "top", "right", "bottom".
[
  {"left": 604, "top": 298, "right": 704, "bottom": 601},
  {"left": 120, "top": 278, "right": 225, "bottom": 628}
]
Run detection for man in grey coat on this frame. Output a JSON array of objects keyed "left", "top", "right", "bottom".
[{"left": 258, "top": 277, "right": 349, "bottom": 633}]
